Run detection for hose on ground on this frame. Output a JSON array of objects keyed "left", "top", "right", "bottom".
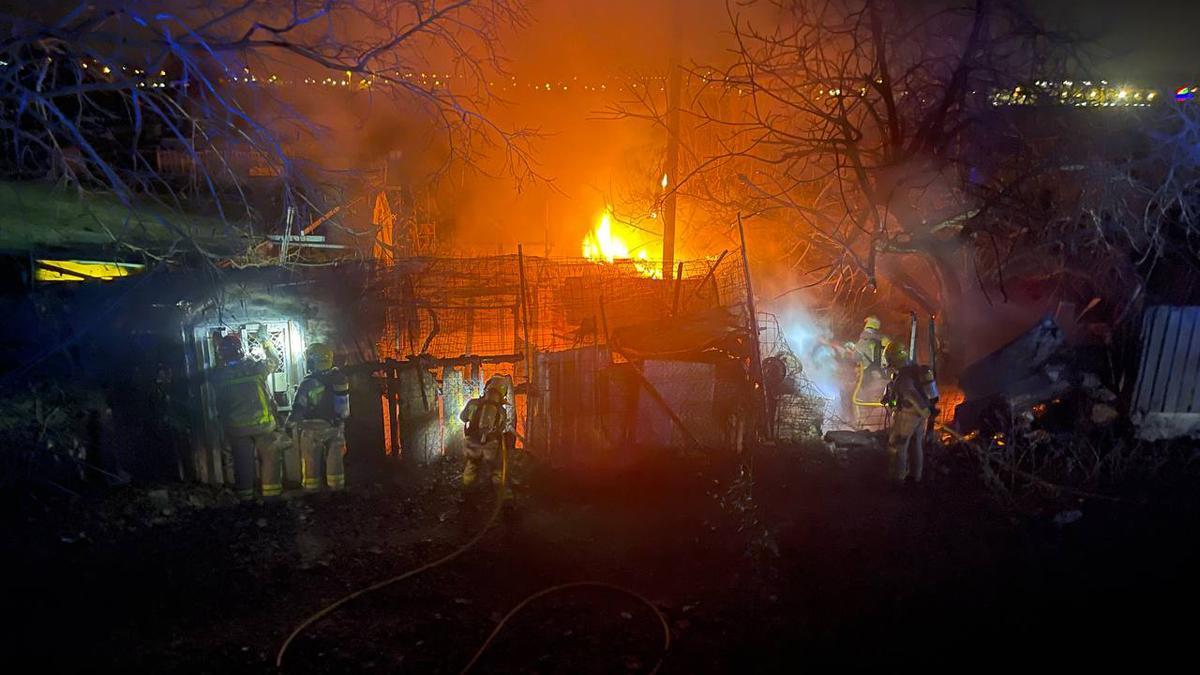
[
  {"left": 459, "top": 581, "right": 671, "bottom": 675},
  {"left": 275, "top": 493, "right": 504, "bottom": 668},
  {"left": 275, "top": 436, "right": 511, "bottom": 669},
  {"left": 277, "top": 438, "right": 671, "bottom": 674}
]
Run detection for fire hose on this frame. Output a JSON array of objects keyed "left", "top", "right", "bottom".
[
  {"left": 275, "top": 437, "right": 671, "bottom": 673},
  {"left": 460, "top": 581, "right": 671, "bottom": 674}
]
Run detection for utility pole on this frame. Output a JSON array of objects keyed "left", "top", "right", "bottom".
[{"left": 661, "top": 0, "right": 683, "bottom": 281}]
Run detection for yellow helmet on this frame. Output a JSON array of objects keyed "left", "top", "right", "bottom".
[
  {"left": 306, "top": 342, "right": 334, "bottom": 372},
  {"left": 884, "top": 340, "right": 909, "bottom": 366},
  {"left": 864, "top": 315, "right": 882, "bottom": 331},
  {"left": 483, "top": 374, "right": 512, "bottom": 402}
]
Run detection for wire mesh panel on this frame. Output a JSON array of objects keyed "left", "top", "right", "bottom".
[
  {"left": 774, "top": 380, "right": 827, "bottom": 442},
  {"left": 757, "top": 312, "right": 833, "bottom": 441},
  {"left": 374, "top": 257, "right": 523, "bottom": 360},
  {"left": 372, "top": 252, "right": 750, "bottom": 361}
]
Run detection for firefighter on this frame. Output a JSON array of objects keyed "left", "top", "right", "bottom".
[
  {"left": 882, "top": 341, "right": 937, "bottom": 483},
  {"left": 211, "top": 327, "right": 283, "bottom": 500},
  {"left": 851, "top": 315, "right": 892, "bottom": 430},
  {"left": 288, "top": 343, "right": 351, "bottom": 491},
  {"left": 459, "top": 375, "right": 514, "bottom": 498}
]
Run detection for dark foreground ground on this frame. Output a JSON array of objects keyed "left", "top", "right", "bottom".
[{"left": 3, "top": 443, "right": 1199, "bottom": 673}]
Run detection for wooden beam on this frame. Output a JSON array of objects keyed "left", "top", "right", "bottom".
[
  {"left": 518, "top": 245, "right": 535, "bottom": 446},
  {"left": 738, "top": 215, "right": 770, "bottom": 442}
]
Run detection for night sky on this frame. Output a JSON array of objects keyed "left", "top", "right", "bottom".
[
  {"left": 1040, "top": 0, "right": 1200, "bottom": 85},
  {"left": 510, "top": 1, "right": 1200, "bottom": 87}
]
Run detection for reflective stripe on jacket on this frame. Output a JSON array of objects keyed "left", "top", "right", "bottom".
[
  {"left": 856, "top": 329, "right": 887, "bottom": 372},
  {"left": 213, "top": 360, "right": 276, "bottom": 436},
  {"left": 291, "top": 368, "right": 350, "bottom": 423}
]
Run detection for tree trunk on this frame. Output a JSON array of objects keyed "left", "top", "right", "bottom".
[{"left": 929, "top": 246, "right": 966, "bottom": 378}]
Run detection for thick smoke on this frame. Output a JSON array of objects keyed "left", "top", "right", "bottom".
[
  {"left": 766, "top": 295, "right": 856, "bottom": 431},
  {"left": 257, "top": 0, "right": 742, "bottom": 254}
]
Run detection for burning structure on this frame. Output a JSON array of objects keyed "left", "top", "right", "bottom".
[{"left": 369, "top": 245, "right": 792, "bottom": 470}]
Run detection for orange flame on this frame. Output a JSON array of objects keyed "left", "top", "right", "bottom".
[{"left": 582, "top": 209, "right": 661, "bottom": 278}]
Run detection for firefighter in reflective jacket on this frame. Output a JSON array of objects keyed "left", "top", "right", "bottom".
[
  {"left": 882, "top": 341, "right": 938, "bottom": 483},
  {"left": 288, "top": 343, "right": 351, "bottom": 491},
  {"left": 211, "top": 327, "right": 282, "bottom": 499},
  {"left": 460, "top": 375, "right": 514, "bottom": 495},
  {"left": 851, "top": 316, "right": 893, "bottom": 429}
]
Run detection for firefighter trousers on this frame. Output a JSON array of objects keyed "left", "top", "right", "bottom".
[
  {"left": 227, "top": 431, "right": 282, "bottom": 499},
  {"left": 299, "top": 420, "right": 346, "bottom": 490},
  {"left": 887, "top": 408, "right": 928, "bottom": 482},
  {"left": 462, "top": 435, "right": 512, "bottom": 498}
]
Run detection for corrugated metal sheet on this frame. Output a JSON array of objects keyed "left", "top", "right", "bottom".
[{"left": 1133, "top": 305, "right": 1200, "bottom": 415}]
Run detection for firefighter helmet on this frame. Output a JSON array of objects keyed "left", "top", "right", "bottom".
[
  {"left": 216, "top": 332, "right": 244, "bottom": 364},
  {"left": 863, "top": 315, "right": 882, "bottom": 331},
  {"left": 306, "top": 342, "right": 334, "bottom": 372},
  {"left": 483, "top": 374, "right": 512, "bottom": 403},
  {"left": 884, "top": 340, "right": 910, "bottom": 367}
]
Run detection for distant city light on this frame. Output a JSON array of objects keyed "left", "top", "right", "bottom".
[{"left": 990, "top": 79, "right": 1159, "bottom": 108}]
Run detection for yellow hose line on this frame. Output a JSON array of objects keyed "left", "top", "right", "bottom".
[
  {"left": 851, "top": 372, "right": 886, "bottom": 408},
  {"left": 459, "top": 581, "right": 672, "bottom": 675}
]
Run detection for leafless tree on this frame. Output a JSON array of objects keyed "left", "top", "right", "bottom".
[
  {"left": 966, "top": 101, "right": 1200, "bottom": 341},
  {"left": 607, "top": 0, "right": 1087, "bottom": 362},
  {"left": 0, "top": 0, "right": 533, "bottom": 263}
]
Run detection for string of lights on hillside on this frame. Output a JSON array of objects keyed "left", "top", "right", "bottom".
[
  {"left": 230, "top": 70, "right": 674, "bottom": 94},
  {"left": 13, "top": 58, "right": 673, "bottom": 94},
  {"left": 224, "top": 69, "right": 1195, "bottom": 110},
  {"left": 991, "top": 80, "right": 1158, "bottom": 107},
  {"left": 14, "top": 58, "right": 1200, "bottom": 109}
]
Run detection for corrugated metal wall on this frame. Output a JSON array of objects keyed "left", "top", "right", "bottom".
[{"left": 1133, "top": 305, "right": 1200, "bottom": 415}]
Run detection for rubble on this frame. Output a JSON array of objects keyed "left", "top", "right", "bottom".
[
  {"left": 1091, "top": 404, "right": 1119, "bottom": 426},
  {"left": 954, "top": 317, "right": 1073, "bottom": 432},
  {"left": 959, "top": 317, "right": 1066, "bottom": 401},
  {"left": 1052, "top": 510, "right": 1083, "bottom": 527},
  {"left": 1134, "top": 413, "right": 1200, "bottom": 441},
  {"left": 952, "top": 317, "right": 1129, "bottom": 439},
  {"left": 147, "top": 489, "right": 170, "bottom": 510}
]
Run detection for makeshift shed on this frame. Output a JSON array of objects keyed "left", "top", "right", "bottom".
[{"left": 373, "top": 251, "right": 754, "bottom": 466}]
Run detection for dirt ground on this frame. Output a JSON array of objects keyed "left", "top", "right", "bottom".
[{"left": 3, "top": 443, "right": 1199, "bottom": 673}]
